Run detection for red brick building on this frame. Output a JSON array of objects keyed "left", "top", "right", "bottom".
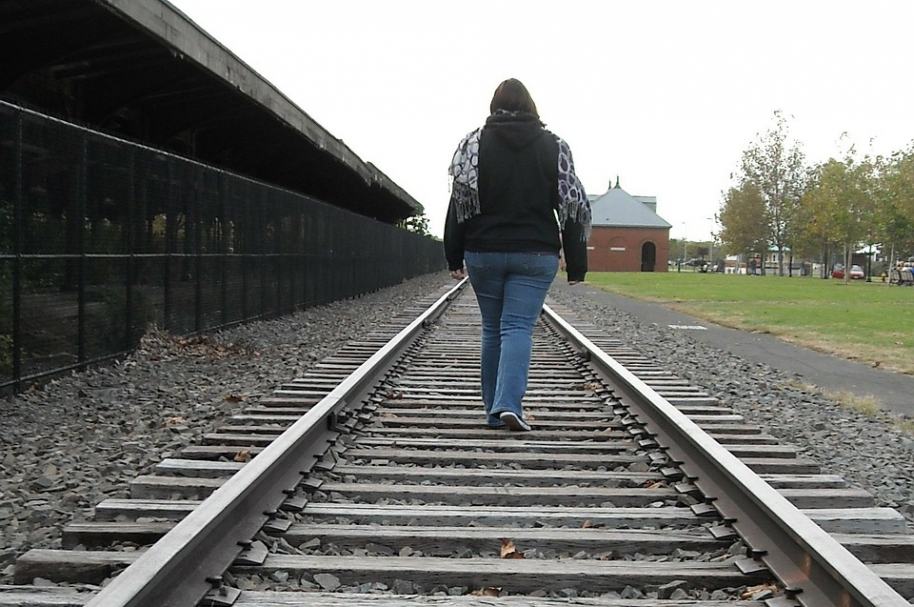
[{"left": 586, "top": 180, "right": 671, "bottom": 272}]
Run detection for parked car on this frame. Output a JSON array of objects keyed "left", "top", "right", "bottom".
[{"left": 832, "top": 264, "right": 866, "bottom": 279}]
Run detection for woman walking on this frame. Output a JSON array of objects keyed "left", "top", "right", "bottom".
[{"left": 444, "top": 78, "right": 591, "bottom": 431}]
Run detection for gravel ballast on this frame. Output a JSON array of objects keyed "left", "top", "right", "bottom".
[
  {"left": 548, "top": 281, "right": 914, "bottom": 529},
  {"left": 0, "top": 271, "right": 451, "bottom": 580}
]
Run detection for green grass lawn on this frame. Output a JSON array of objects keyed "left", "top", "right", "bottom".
[{"left": 586, "top": 272, "right": 914, "bottom": 375}]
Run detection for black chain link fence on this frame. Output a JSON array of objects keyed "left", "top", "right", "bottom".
[{"left": 0, "top": 101, "right": 443, "bottom": 392}]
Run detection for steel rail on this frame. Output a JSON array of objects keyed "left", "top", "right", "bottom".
[
  {"left": 542, "top": 303, "right": 908, "bottom": 607},
  {"left": 84, "top": 279, "right": 467, "bottom": 607}
]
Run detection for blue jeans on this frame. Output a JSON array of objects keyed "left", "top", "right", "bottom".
[{"left": 464, "top": 251, "right": 559, "bottom": 426}]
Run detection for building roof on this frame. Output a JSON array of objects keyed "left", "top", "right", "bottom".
[
  {"left": 589, "top": 183, "right": 671, "bottom": 229},
  {"left": 0, "top": 0, "right": 421, "bottom": 222}
]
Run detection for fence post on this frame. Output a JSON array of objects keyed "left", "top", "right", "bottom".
[
  {"left": 275, "top": 200, "right": 282, "bottom": 316},
  {"left": 296, "top": 209, "right": 304, "bottom": 309},
  {"left": 303, "top": 211, "right": 311, "bottom": 307},
  {"left": 77, "top": 134, "right": 87, "bottom": 363},
  {"left": 260, "top": 192, "right": 266, "bottom": 319},
  {"left": 238, "top": 181, "right": 247, "bottom": 322},
  {"left": 219, "top": 173, "right": 227, "bottom": 327},
  {"left": 12, "top": 110, "right": 23, "bottom": 390},
  {"left": 163, "top": 163, "right": 173, "bottom": 330},
  {"left": 194, "top": 174, "right": 202, "bottom": 333},
  {"left": 289, "top": 205, "right": 297, "bottom": 311},
  {"left": 125, "top": 147, "right": 135, "bottom": 351}
]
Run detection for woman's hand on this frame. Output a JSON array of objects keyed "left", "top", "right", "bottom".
[{"left": 450, "top": 268, "right": 467, "bottom": 280}]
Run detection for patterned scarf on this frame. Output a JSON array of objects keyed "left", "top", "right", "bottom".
[{"left": 448, "top": 112, "right": 592, "bottom": 239}]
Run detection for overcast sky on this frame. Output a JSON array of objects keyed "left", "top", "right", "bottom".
[{"left": 170, "top": 0, "right": 914, "bottom": 240}]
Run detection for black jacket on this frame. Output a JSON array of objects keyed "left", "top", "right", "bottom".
[{"left": 444, "top": 114, "right": 588, "bottom": 281}]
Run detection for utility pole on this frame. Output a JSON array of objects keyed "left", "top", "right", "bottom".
[
  {"left": 678, "top": 222, "right": 687, "bottom": 272},
  {"left": 706, "top": 217, "right": 716, "bottom": 273}
]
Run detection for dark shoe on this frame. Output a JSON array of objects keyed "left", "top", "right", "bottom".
[
  {"left": 499, "top": 411, "right": 531, "bottom": 432},
  {"left": 487, "top": 422, "right": 506, "bottom": 429}
]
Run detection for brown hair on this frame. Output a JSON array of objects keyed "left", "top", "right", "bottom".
[{"left": 489, "top": 78, "right": 538, "bottom": 117}]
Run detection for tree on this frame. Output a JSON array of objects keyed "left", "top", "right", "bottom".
[
  {"left": 718, "top": 182, "right": 768, "bottom": 266},
  {"left": 738, "top": 111, "right": 806, "bottom": 275},
  {"left": 670, "top": 238, "right": 685, "bottom": 260},
  {"left": 879, "top": 144, "right": 914, "bottom": 264},
  {"left": 794, "top": 165, "right": 837, "bottom": 276},
  {"left": 856, "top": 155, "right": 881, "bottom": 279},
  {"left": 397, "top": 214, "right": 431, "bottom": 236},
  {"left": 800, "top": 154, "right": 876, "bottom": 283}
]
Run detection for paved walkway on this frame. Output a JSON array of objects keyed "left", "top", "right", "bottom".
[{"left": 573, "top": 284, "right": 914, "bottom": 417}]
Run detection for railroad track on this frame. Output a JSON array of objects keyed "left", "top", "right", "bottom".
[{"left": 3, "top": 279, "right": 914, "bottom": 607}]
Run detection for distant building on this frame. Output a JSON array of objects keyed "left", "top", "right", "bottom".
[
  {"left": 586, "top": 178, "right": 671, "bottom": 272},
  {"left": 726, "top": 248, "right": 804, "bottom": 276}
]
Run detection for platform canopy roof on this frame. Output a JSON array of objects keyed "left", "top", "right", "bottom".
[
  {"left": 0, "top": 0, "right": 422, "bottom": 222},
  {"left": 589, "top": 181, "right": 672, "bottom": 229}
]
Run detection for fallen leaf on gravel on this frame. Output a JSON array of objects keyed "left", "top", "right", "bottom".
[
  {"left": 224, "top": 394, "right": 244, "bottom": 403},
  {"left": 583, "top": 382, "right": 601, "bottom": 392},
  {"left": 646, "top": 481, "right": 665, "bottom": 489},
  {"left": 739, "top": 583, "right": 778, "bottom": 599},
  {"left": 581, "top": 519, "right": 593, "bottom": 529},
  {"left": 470, "top": 587, "right": 501, "bottom": 596},
  {"left": 164, "top": 416, "right": 186, "bottom": 427},
  {"left": 233, "top": 449, "right": 252, "bottom": 462},
  {"left": 499, "top": 538, "right": 524, "bottom": 559}
]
